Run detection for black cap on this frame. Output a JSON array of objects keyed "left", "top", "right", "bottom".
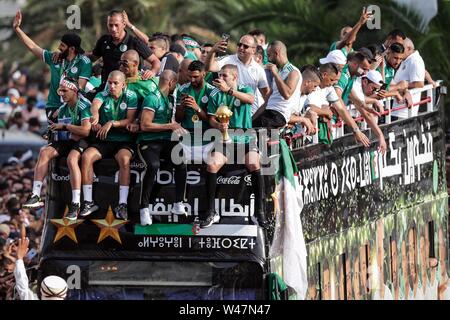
[
  {"left": 169, "top": 43, "right": 186, "bottom": 56},
  {"left": 61, "top": 33, "right": 85, "bottom": 54},
  {"left": 358, "top": 47, "right": 376, "bottom": 62}
]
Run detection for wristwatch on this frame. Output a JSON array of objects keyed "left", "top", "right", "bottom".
[
  {"left": 130, "top": 25, "right": 136, "bottom": 31},
  {"left": 227, "top": 88, "right": 234, "bottom": 96},
  {"left": 62, "top": 124, "right": 67, "bottom": 131},
  {"left": 352, "top": 127, "right": 360, "bottom": 133}
]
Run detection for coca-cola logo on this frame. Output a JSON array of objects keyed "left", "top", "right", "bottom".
[{"left": 217, "top": 176, "right": 241, "bottom": 185}]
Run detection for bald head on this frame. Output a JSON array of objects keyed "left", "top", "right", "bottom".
[
  {"left": 404, "top": 38, "right": 414, "bottom": 50},
  {"left": 269, "top": 40, "right": 287, "bottom": 56},
  {"left": 240, "top": 34, "right": 257, "bottom": 48},
  {"left": 159, "top": 70, "right": 178, "bottom": 93},
  {"left": 108, "top": 70, "right": 126, "bottom": 82},
  {"left": 160, "top": 69, "right": 177, "bottom": 83},
  {"left": 340, "top": 26, "right": 352, "bottom": 40},
  {"left": 121, "top": 50, "right": 140, "bottom": 65},
  {"left": 180, "top": 58, "right": 193, "bottom": 71},
  {"left": 403, "top": 38, "right": 414, "bottom": 57},
  {"left": 178, "top": 58, "right": 193, "bottom": 85}
]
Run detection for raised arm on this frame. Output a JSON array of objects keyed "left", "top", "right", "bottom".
[
  {"left": 123, "top": 11, "right": 149, "bottom": 44},
  {"left": 13, "top": 10, "right": 44, "bottom": 59},
  {"left": 205, "top": 40, "right": 228, "bottom": 73},
  {"left": 336, "top": 8, "right": 371, "bottom": 50}
]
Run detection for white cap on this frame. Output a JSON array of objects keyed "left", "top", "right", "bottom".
[
  {"left": 364, "top": 70, "right": 384, "bottom": 85},
  {"left": 40, "top": 276, "right": 68, "bottom": 300},
  {"left": 319, "top": 50, "right": 347, "bottom": 65}
]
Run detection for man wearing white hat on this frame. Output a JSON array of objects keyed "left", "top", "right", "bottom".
[
  {"left": 14, "top": 237, "right": 68, "bottom": 300},
  {"left": 319, "top": 50, "right": 347, "bottom": 71},
  {"left": 347, "top": 69, "right": 387, "bottom": 153},
  {"left": 40, "top": 276, "right": 68, "bottom": 300}
]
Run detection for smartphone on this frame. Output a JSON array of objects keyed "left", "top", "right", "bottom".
[
  {"left": 25, "top": 248, "right": 38, "bottom": 260},
  {"left": 221, "top": 33, "right": 230, "bottom": 42},
  {"left": 379, "top": 83, "right": 388, "bottom": 91}
]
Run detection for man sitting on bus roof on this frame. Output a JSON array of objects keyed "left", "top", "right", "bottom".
[
  {"left": 137, "top": 70, "right": 188, "bottom": 226},
  {"left": 79, "top": 71, "right": 138, "bottom": 220},
  {"left": 201, "top": 64, "right": 267, "bottom": 228},
  {"left": 22, "top": 78, "right": 91, "bottom": 220}
]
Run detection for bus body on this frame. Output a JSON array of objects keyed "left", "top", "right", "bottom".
[{"left": 38, "top": 84, "right": 449, "bottom": 300}]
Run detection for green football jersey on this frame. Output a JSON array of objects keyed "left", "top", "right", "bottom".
[
  {"left": 94, "top": 88, "right": 138, "bottom": 142},
  {"left": 207, "top": 85, "right": 254, "bottom": 144},
  {"left": 335, "top": 65, "right": 355, "bottom": 105},
  {"left": 126, "top": 75, "right": 159, "bottom": 108},
  {"left": 176, "top": 82, "right": 215, "bottom": 130},
  {"left": 43, "top": 50, "right": 92, "bottom": 110},
  {"left": 55, "top": 96, "right": 91, "bottom": 141},
  {"left": 377, "top": 59, "right": 395, "bottom": 89},
  {"left": 137, "top": 89, "right": 175, "bottom": 143},
  {"left": 329, "top": 41, "right": 353, "bottom": 57}
]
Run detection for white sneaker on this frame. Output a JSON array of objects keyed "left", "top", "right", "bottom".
[
  {"left": 171, "top": 202, "right": 187, "bottom": 216},
  {"left": 140, "top": 208, "right": 153, "bottom": 226}
]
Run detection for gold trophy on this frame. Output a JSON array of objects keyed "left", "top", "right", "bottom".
[{"left": 215, "top": 105, "right": 233, "bottom": 142}]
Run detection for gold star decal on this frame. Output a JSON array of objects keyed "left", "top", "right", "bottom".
[
  {"left": 51, "top": 207, "right": 84, "bottom": 244},
  {"left": 92, "top": 206, "right": 128, "bottom": 244}
]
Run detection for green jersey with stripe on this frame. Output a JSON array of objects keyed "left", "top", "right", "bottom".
[
  {"left": 55, "top": 97, "right": 91, "bottom": 141},
  {"left": 377, "top": 59, "right": 395, "bottom": 89},
  {"left": 329, "top": 41, "right": 353, "bottom": 57},
  {"left": 176, "top": 82, "right": 215, "bottom": 130},
  {"left": 126, "top": 75, "right": 159, "bottom": 108},
  {"left": 43, "top": 50, "right": 92, "bottom": 110},
  {"left": 335, "top": 65, "right": 355, "bottom": 105},
  {"left": 207, "top": 85, "right": 254, "bottom": 144},
  {"left": 137, "top": 89, "right": 175, "bottom": 142},
  {"left": 94, "top": 88, "right": 138, "bottom": 142}
]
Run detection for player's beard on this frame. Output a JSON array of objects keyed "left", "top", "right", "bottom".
[{"left": 60, "top": 49, "right": 69, "bottom": 60}]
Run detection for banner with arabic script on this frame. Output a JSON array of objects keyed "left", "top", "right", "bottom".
[{"left": 293, "top": 110, "right": 446, "bottom": 243}]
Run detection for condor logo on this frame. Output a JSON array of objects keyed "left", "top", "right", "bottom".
[
  {"left": 51, "top": 173, "right": 70, "bottom": 181},
  {"left": 114, "top": 170, "right": 201, "bottom": 185}
]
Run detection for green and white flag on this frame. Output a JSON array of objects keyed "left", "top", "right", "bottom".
[{"left": 269, "top": 139, "right": 308, "bottom": 299}]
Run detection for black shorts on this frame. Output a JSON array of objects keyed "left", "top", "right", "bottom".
[
  {"left": 212, "top": 140, "right": 259, "bottom": 163},
  {"left": 48, "top": 139, "right": 89, "bottom": 156},
  {"left": 89, "top": 141, "right": 135, "bottom": 159},
  {"left": 252, "top": 109, "right": 287, "bottom": 129}
]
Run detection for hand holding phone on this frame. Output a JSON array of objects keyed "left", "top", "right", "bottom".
[{"left": 221, "top": 33, "right": 230, "bottom": 42}]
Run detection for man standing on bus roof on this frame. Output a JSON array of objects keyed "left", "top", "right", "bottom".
[
  {"left": 79, "top": 71, "right": 138, "bottom": 220},
  {"left": 201, "top": 64, "right": 267, "bottom": 228},
  {"left": 91, "top": 10, "right": 160, "bottom": 91},
  {"left": 138, "top": 70, "right": 188, "bottom": 226},
  {"left": 252, "top": 40, "right": 301, "bottom": 129},
  {"left": 13, "top": 10, "right": 92, "bottom": 121},
  {"left": 22, "top": 78, "right": 92, "bottom": 220}
]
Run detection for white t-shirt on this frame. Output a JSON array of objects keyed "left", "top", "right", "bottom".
[
  {"left": 349, "top": 77, "right": 365, "bottom": 118},
  {"left": 217, "top": 54, "right": 268, "bottom": 112},
  {"left": 266, "top": 62, "right": 302, "bottom": 122},
  {"left": 391, "top": 50, "right": 425, "bottom": 118},
  {"left": 299, "top": 86, "right": 339, "bottom": 114}
]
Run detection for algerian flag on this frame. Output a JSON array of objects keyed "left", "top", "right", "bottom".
[{"left": 269, "top": 139, "right": 308, "bottom": 299}]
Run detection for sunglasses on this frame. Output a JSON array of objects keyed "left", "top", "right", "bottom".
[
  {"left": 118, "top": 60, "right": 129, "bottom": 66},
  {"left": 237, "top": 43, "right": 254, "bottom": 50}
]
